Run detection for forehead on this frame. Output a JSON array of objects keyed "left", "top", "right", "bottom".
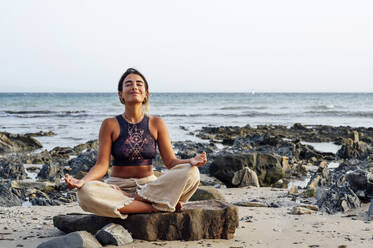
[{"left": 124, "top": 73, "right": 144, "bottom": 83}]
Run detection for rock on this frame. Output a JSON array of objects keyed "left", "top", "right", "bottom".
[
  {"left": 189, "top": 186, "right": 226, "bottom": 201},
  {"left": 37, "top": 163, "right": 64, "bottom": 180},
  {"left": 0, "top": 131, "right": 42, "bottom": 154},
  {"left": 49, "top": 147, "right": 73, "bottom": 159},
  {"left": 231, "top": 167, "right": 260, "bottom": 187},
  {"left": 336, "top": 139, "right": 371, "bottom": 160},
  {"left": 0, "top": 161, "right": 27, "bottom": 180},
  {"left": 69, "top": 149, "right": 97, "bottom": 177},
  {"left": 209, "top": 153, "right": 256, "bottom": 187},
  {"left": 54, "top": 200, "right": 239, "bottom": 240},
  {"left": 210, "top": 152, "right": 284, "bottom": 187},
  {"left": 288, "top": 186, "right": 298, "bottom": 195},
  {"left": 233, "top": 201, "right": 268, "bottom": 207},
  {"left": 73, "top": 140, "right": 99, "bottom": 154},
  {"left": 0, "top": 184, "right": 22, "bottom": 207},
  {"left": 199, "top": 174, "right": 224, "bottom": 187},
  {"left": 11, "top": 180, "right": 56, "bottom": 193},
  {"left": 317, "top": 185, "right": 361, "bottom": 213},
  {"left": 298, "top": 204, "right": 319, "bottom": 211},
  {"left": 272, "top": 179, "right": 288, "bottom": 188},
  {"left": 290, "top": 206, "right": 316, "bottom": 215},
  {"left": 24, "top": 131, "right": 56, "bottom": 137},
  {"left": 37, "top": 231, "right": 101, "bottom": 248},
  {"left": 94, "top": 223, "right": 133, "bottom": 246}
]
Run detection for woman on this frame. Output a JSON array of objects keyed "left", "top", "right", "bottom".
[{"left": 65, "top": 68, "right": 207, "bottom": 219}]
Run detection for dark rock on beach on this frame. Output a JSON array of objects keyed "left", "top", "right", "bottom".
[
  {"left": 0, "top": 131, "right": 42, "bottom": 154},
  {"left": 0, "top": 183, "right": 22, "bottom": 207},
  {"left": 53, "top": 200, "right": 239, "bottom": 241},
  {"left": 209, "top": 152, "right": 285, "bottom": 187},
  {"left": 0, "top": 161, "right": 27, "bottom": 180},
  {"left": 68, "top": 149, "right": 98, "bottom": 177},
  {"left": 24, "top": 131, "right": 56, "bottom": 137},
  {"left": 37, "top": 231, "right": 101, "bottom": 248}
]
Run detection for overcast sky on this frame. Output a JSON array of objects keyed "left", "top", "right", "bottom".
[{"left": 1, "top": 0, "right": 372, "bottom": 92}]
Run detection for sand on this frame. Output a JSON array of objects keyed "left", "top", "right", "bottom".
[{"left": 1, "top": 187, "right": 372, "bottom": 248}]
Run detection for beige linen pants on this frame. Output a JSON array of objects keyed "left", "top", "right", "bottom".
[{"left": 77, "top": 163, "right": 200, "bottom": 219}]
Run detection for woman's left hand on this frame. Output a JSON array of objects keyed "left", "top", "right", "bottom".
[{"left": 190, "top": 152, "right": 207, "bottom": 167}]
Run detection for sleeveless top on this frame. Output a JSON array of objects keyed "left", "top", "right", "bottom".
[{"left": 111, "top": 115, "right": 157, "bottom": 166}]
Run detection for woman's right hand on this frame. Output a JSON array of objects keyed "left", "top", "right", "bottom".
[{"left": 65, "top": 174, "right": 85, "bottom": 189}]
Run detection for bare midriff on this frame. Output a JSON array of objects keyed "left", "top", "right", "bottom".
[{"left": 110, "top": 165, "right": 154, "bottom": 178}]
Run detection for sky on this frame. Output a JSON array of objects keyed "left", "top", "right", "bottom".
[{"left": 0, "top": 0, "right": 372, "bottom": 93}]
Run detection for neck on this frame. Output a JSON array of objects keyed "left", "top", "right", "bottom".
[{"left": 124, "top": 104, "right": 144, "bottom": 123}]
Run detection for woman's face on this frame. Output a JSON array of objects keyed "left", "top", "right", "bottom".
[{"left": 118, "top": 73, "right": 148, "bottom": 104}]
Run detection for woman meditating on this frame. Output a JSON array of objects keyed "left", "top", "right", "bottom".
[{"left": 65, "top": 68, "right": 207, "bottom": 219}]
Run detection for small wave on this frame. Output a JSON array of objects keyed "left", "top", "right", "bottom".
[
  {"left": 4, "top": 110, "right": 86, "bottom": 114},
  {"left": 220, "top": 106, "right": 267, "bottom": 110},
  {"left": 308, "top": 105, "right": 339, "bottom": 110},
  {"left": 305, "top": 110, "right": 373, "bottom": 118},
  {"left": 3, "top": 110, "right": 88, "bottom": 118},
  {"left": 161, "top": 112, "right": 280, "bottom": 118}
]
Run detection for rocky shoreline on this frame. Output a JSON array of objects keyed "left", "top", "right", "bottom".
[{"left": 1, "top": 123, "right": 373, "bottom": 246}]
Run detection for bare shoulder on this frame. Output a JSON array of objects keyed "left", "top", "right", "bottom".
[
  {"left": 101, "top": 117, "right": 118, "bottom": 130},
  {"left": 149, "top": 115, "right": 166, "bottom": 128}
]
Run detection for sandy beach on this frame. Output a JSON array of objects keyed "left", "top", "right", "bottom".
[{"left": 1, "top": 186, "right": 372, "bottom": 248}]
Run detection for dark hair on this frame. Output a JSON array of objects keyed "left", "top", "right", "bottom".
[{"left": 117, "top": 68, "right": 149, "bottom": 92}]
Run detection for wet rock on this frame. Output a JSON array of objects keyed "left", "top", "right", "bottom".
[
  {"left": 69, "top": 149, "right": 97, "bottom": 177},
  {"left": 54, "top": 200, "right": 239, "bottom": 240},
  {"left": 0, "top": 132, "right": 42, "bottom": 154},
  {"left": 190, "top": 186, "right": 226, "bottom": 201},
  {"left": 0, "top": 184, "right": 22, "bottom": 207},
  {"left": 72, "top": 140, "right": 99, "bottom": 154},
  {"left": 337, "top": 139, "right": 372, "bottom": 160},
  {"left": 317, "top": 185, "right": 361, "bottom": 213},
  {"left": 0, "top": 161, "right": 27, "bottom": 180},
  {"left": 37, "top": 163, "right": 64, "bottom": 180},
  {"left": 37, "top": 231, "right": 101, "bottom": 248},
  {"left": 11, "top": 180, "right": 56, "bottom": 193},
  {"left": 94, "top": 223, "right": 133, "bottom": 246},
  {"left": 49, "top": 147, "right": 73, "bottom": 159},
  {"left": 24, "top": 131, "right": 56, "bottom": 137}
]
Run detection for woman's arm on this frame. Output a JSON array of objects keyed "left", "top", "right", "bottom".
[
  {"left": 155, "top": 117, "right": 207, "bottom": 169},
  {"left": 65, "top": 118, "right": 114, "bottom": 189}
]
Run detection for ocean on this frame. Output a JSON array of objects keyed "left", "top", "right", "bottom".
[{"left": 1, "top": 92, "right": 372, "bottom": 151}]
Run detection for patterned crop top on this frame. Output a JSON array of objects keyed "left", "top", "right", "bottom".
[{"left": 111, "top": 115, "right": 157, "bottom": 166}]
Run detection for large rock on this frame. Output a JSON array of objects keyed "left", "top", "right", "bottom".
[
  {"left": 94, "top": 223, "right": 133, "bottom": 246},
  {"left": 189, "top": 186, "right": 226, "bottom": 201},
  {"left": 337, "top": 139, "right": 372, "bottom": 160},
  {"left": 0, "top": 131, "right": 42, "bottom": 154},
  {"left": 0, "top": 161, "right": 27, "bottom": 180},
  {"left": 53, "top": 200, "right": 239, "bottom": 240},
  {"left": 37, "top": 231, "right": 101, "bottom": 248},
  {"left": 0, "top": 184, "right": 22, "bottom": 207},
  {"left": 37, "top": 162, "right": 64, "bottom": 180},
  {"left": 11, "top": 180, "right": 56, "bottom": 192},
  {"left": 69, "top": 149, "right": 97, "bottom": 177},
  {"left": 210, "top": 152, "right": 284, "bottom": 187}
]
